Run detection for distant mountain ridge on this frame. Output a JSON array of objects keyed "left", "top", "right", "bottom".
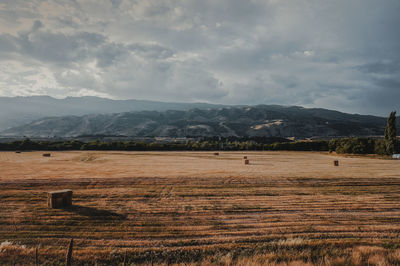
[
  {"left": 0, "top": 96, "right": 225, "bottom": 130},
  {"left": 1, "top": 104, "right": 389, "bottom": 138}
]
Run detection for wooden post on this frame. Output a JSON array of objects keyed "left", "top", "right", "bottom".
[
  {"left": 123, "top": 250, "right": 127, "bottom": 266},
  {"left": 66, "top": 238, "right": 73, "bottom": 266},
  {"left": 333, "top": 160, "right": 339, "bottom": 166},
  {"left": 35, "top": 247, "right": 38, "bottom": 266}
]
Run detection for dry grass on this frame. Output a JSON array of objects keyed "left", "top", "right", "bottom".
[{"left": 0, "top": 151, "right": 400, "bottom": 265}]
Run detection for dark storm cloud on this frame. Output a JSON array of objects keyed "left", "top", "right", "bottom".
[
  {"left": 357, "top": 61, "right": 400, "bottom": 75},
  {"left": 0, "top": 0, "right": 399, "bottom": 115},
  {"left": 361, "top": 77, "right": 400, "bottom": 113}
]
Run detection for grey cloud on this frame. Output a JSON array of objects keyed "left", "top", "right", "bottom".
[
  {"left": 95, "top": 43, "right": 129, "bottom": 68},
  {"left": 55, "top": 17, "right": 81, "bottom": 29},
  {"left": 361, "top": 77, "right": 400, "bottom": 114},
  {"left": 0, "top": 0, "right": 399, "bottom": 115},
  {"left": 0, "top": 23, "right": 107, "bottom": 66},
  {"left": 227, "top": 75, "right": 316, "bottom": 107},
  {"left": 0, "top": 34, "right": 17, "bottom": 54},
  {"left": 357, "top": 61, "right": 400, "bottom": 75},
  {"left": 375, "top": 78, "right": 400, "bottom": 89},
  {"left": 31, "top": 20, "right": 43, "bottom": 32},
  {"left": 165, "top": 64, "right": 228, "bottom": 101},
  {"left": 22, "top": 30, "right": 103, "bottom": 65},
  {"left": 110, "top": 0, "right": 123, "bottom": 9},
  {"left": 0, "top": 2, "right": 39, "bottom": 27},
  {"left": 128, "top": 43, "right": 174, "bottom": 59},
  {"left": 271, "top": 75, "right": 298, "bottom": 90},
  {"left": 0, "top": 20, "right": 175, "bottom": 69}
]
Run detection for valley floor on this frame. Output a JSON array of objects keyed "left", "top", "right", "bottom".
[{"left": 0, "top": 151, "right": 399, "bottom": 265}]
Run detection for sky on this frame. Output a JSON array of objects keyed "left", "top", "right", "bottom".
[{"left": 0, "top": 0, "right": 399, "bottom": 116}]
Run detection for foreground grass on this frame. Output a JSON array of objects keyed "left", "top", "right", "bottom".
[
  {"left": 0, "top": 151, "right": 400, "bottom": 265},
  {"left": 1, "top": 175, "right": 400, "bottom": 265}
]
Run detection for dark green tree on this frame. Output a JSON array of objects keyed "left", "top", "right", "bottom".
[{"left": 384, "top": 111, "right": 397, "bottom": 155}]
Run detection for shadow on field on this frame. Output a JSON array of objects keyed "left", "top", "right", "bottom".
[{"left": 63, "top": 205, "right": 127, "bottom": 220}]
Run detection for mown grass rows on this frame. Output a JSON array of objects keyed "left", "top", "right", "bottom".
[{"left": 1, "top": 176, "right": 400, "bottom": 264}]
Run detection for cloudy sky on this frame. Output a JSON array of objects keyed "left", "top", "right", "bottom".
[{"left": 0, "top": 0, "right": 399, "bottom": 116}]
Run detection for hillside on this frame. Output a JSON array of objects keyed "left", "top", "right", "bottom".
[
  {"left": 1, "top": 105, "right": 387, "bottom": 138},
  {"left": 0, "top": 96, "right": 224, "bottom": 130}
]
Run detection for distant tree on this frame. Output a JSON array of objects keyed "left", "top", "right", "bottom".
[
  {"left": 384, "top": 111, "right": 397, "bottom": 155},
  {"left": 374, "top": 139, "right": 386, "bottom": 155}
]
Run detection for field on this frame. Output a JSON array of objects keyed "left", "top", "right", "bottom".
[{"left": 0, "top": 151, "right": 400, "bottom": 265}]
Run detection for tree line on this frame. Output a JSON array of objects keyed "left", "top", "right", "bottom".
[
  {"left": 1, "top": 137, "right": 397, "bottom": 154},
  {"left": 0, "top": 138, "right": 329, "bottom": 151}
]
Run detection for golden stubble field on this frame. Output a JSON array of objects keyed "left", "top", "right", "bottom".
[{"left": 0, "top": 151, "right": 400, "bottom": 265}]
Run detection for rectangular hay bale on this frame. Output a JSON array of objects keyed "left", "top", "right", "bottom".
[{"left": 47, "top": 189, "right": 73, "bottom": 208}]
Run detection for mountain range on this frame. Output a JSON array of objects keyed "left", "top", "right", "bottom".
[
  {"left": 0, "top": 96, "right": 224, "bottom": 131},
  {"left": 1, "top": 97, "right": 391, "bottom": 138}
]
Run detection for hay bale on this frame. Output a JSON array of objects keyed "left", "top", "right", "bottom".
[
  {"left": 47, "top": 189, "right": 72, "bottom": 208},
  {"left": 214, "top": 152, "right": 219, "bottom": 156},
  {"left": 43, "top": 153, "right": 51, "bottom": 157},
  {"left": 244, "top": 159, "right": 249, "bottom": 165},
  {"left": 333, "top": 160, "right": 339, "bottom": 166}
]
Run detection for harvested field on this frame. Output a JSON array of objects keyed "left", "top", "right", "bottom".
[{"left": 0, "top": 151, "right": 400, "bottom": 265}]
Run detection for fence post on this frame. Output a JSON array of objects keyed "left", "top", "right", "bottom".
[
  {"left": 66, "top": 238, "right": 73, "bottom": 266},
  {"left": 123, "top": 250, "right": 127, "bottom": 266},
  {"left": 35, "top": 247, "right": 38, "bottom": 266}
]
